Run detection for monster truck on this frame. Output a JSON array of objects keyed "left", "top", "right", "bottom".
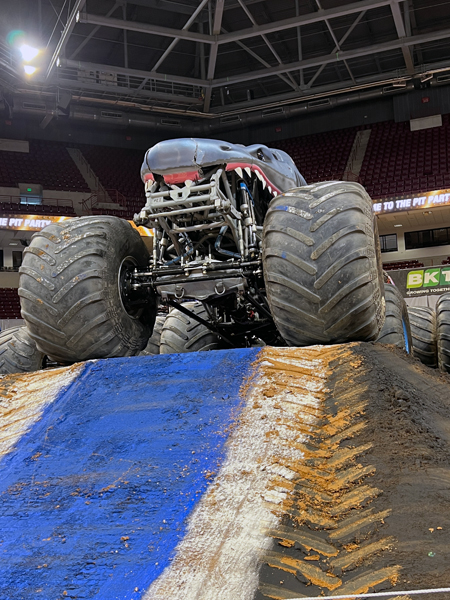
[{"left": 17, "top": 138, "right": 386, "bottom": 363}]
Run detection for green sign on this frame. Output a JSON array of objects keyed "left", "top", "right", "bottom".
[{"left": 406, "top": 268, "right": 450, "bottom": 289}]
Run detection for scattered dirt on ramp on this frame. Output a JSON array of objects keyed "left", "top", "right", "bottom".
[{"left": 257, "top": 342, "right": 450, "bottom": 600}]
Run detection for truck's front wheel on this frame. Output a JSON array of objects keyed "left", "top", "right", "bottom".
[
  {"left": 19, "top": 216, "right": 156, "bottom": 363},
  {"left": 262, "top": 181, "right": 385, "bottom": 346}
]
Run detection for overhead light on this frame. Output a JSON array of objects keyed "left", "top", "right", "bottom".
[
  {"left": 394, "top": 224, "right": 403, "bottom": 227},
  {"left": 423, "top": 211, "right": 433, "bottom": 215},
  {"left": 19, "top": 44, "right": 39, "bottom": 62},
  {"left": 9, "top": 242, "right": 19, "bottom": 246},
  {"left": 23, "top": 65, "right": 37, "bottom": 75},
  {"left": 392, "top": 80, "right": 407, "bottom": 88}
]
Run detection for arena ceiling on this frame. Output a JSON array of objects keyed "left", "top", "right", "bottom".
[{"left": 2, "top": 0, "right": 450, "bottom": 126}]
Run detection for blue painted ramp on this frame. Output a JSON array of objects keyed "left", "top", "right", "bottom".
[
  {"left": 0, "top": 350, "right": 258, "bottom": 600},
  {"left": 2, "top": 345, "right": 390, "bottom": 600}
]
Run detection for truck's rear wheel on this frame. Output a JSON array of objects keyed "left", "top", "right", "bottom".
[
  {"left": 19, "top": 216, "right": 156, "bottom": 363},
  {"left": 140, "top": 314, "right": 166, "bottom": 355},
  {"left": 0, "top": 326, "right": 46, "bottom": 375},
  {"left": 262, "top": 181, "right": 385, "bottom": 346},
  {"left": 160, "top": 303, "right": 221, "bottom": 354},
  {"left": 408, "top": 306, "right": 437, "bottom": 367},
  {"left": 436, "top": 292, "right": 450, "bottom": 373},
  {"left": 377, "top": 283, "right": 412, "bottom": 353}
]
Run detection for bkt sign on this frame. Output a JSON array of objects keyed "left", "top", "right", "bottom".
[{"left": 407, "top": 268, "right": 450, "bottom": 289}]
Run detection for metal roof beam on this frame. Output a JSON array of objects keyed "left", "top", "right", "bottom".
[
  {"left": 209, "top": 70, "right": 415, "bottom": 115},
  {"left": 307, "top": 10, "right": 366, "bottom": 89},
  {"left": 314, "top": 0, "right": 356, "bottom": 84},
  {"left": 70, "top": 2, "right": 122, "bottom": 60},
  {"left": 236, "top": 0, "right": 299, "bottom": 91},
  {"left": 391, "top": 1, "right": 415, "bottom": 74},
  {"left": 204, "top": 0, "right": 225, "bottom": 112},
  {"left": 213, "top": 26, "right": 450, "bottom": 86},
  {"left": 218, "top": 0, "right": 404, "bottom": 44},
  {"left": 79, "top": 0, "right": 403, "bottom": 47},
  {"left": 47, "top": 0, "right": 87, "bottom": 78},
  {"left": 52, "top": 77, "right": 204, "bottom": 105},
  {"left": 152, "top": 0, "right": 209, "bottom": 71},
  {"left": 222, "top": 27, "right": 298, "bottom": 91},
  {"left": 77, "top": 12, "right": 215, "bottom": 44},
  {"left": 125, "top": 0, "right": 204, "bottom": 15},
  {"left": 58, "top": 58, "right": 210, "bottom": 88}
]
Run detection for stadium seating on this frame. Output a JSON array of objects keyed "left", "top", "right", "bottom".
[
  {"left": 0, "top": 140, "right": 90, "bottom": 192},
  {"left": 2, "top": 115, "right": 450, "bottom": 219},
  {"left": 360, "top": 116, "right": 450, "bottom": 198},
  {"left": 0, "top": 288, "right": 21, "bottom": 319},
  {"left": 78, "top": 144, "right": 145, "bottom": 217},
  {"left": 273, "top": 128, "right": 356, "bottom": 183},
  {"left": 383, "top": 260, "right": 424, "bottom": 271},
  {"left": 0, "top": 201, "right": 76, "bottom": 216}
]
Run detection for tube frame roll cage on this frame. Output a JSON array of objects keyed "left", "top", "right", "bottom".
[{"left": 132, "top": 165, "right": 284, "bottom": 347}]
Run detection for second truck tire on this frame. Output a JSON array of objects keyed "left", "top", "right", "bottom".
[
  {"left": 140, "top": 315, "right": 166, "bottom": 355},
  {"left": 0, "top": 326, "right": 46, "bottom": 375},
  {"left": 377, "top": 283, "right": 413, "bottom": 353},
  {"left": 19, "top": 216, "right": 156, "bottom": 363},
  {"left": 262, "top": 181, "right": 385, "bottom": 346},
  {"left": 160, "top": 303, "right": 221, "bottom": 354},
  {"left": 408, "top": 306, "right": 437, "bottom": 367},
  {"left": 436, "top": 292, "right": 450, "bottom": 373}
]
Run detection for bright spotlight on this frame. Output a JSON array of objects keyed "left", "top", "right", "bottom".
[
  {"left": 23, "top": 65, "right": 37, "bottom": 75},
  {"left": 19, "top": 44, "right": 39, "bottom": 62}
]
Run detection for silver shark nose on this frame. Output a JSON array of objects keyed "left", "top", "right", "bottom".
[{"left": 145, "top": 138, "right": 198, "bottom": 174}]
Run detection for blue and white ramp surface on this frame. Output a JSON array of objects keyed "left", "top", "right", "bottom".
[{"left": 0, "top": 345, "right": 401, "bottom": 599}]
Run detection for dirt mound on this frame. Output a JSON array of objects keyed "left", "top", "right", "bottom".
[{"left": 257, "top": 342, "right": 450, "bottom": 600}]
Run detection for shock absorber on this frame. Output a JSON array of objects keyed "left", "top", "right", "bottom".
[{"left": 239, "top": 182, "right": 258, "bottom": 256}]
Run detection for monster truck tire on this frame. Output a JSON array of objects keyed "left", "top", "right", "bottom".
[
  {"left": 262, "top": 181, "right": 385, "bottom": 346},
  {"left": 0, "top": 326, "right": 46, "bottom": 375},
  {"left": 140, "top": 314, "right": 166, "bottom": 355},
  {"left": 19, "top": 216, "right": 156, "bottom": 363},
  {"left": 408, "top": 306, "right": 437, "bottom": 367},
  {"left": 376, "top": 283, "right": 413, "bottom": 353},
  {"left": 160, "top": 302, "right": 221, "bottom": 354},
  {"left": 436, "top": 292, "right": 450, "bottom": 373}
]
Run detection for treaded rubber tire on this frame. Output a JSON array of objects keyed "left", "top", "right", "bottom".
[
  {"left": 408, "top": 306, "right": 437, "bottom": 367},
  {"left": 436, "top": 292, "right": 450, "bottom": 373},
  {"left": 19, "top": 216, "right": 156, "bottom": 363},
  {"left": 376, "top": 283, "right": 413, "bottom": 353},
  {"left": 262, "top": 181, "right": 385, "bottom": 346},
  {"left": 0, "top": 326, "right": 45, "bottom": 375},
  {"left": 140, "top": 315, "right": 166, "bottom": 355},
  {"left": 160, "top": 302, "right": 221, "bottom": 354}
]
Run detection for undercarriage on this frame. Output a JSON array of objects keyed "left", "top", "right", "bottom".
[{"left": 132, "top": 165, "right": 284, "bottom": 347}]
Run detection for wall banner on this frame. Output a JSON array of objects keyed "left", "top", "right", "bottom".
[
  {"left": 373, "top": 188, "right": 450, "bottom": 215},
  {"left": 0, "top": 214, "right": 152, "bottom": 236},
  {"left": 388, "top": 267, "right": 450, "bottom": 297}
]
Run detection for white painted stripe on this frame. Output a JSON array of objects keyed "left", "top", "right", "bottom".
[
  {"left": 0, "top": 364, "right": 84, "bottom": 460},
  {"left": 143, "top": 351, "right": 328, "bottom": 600}
]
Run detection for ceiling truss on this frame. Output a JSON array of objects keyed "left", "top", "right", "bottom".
[{"left": 9, "top": 0, "right": 450, "bottom": 119}]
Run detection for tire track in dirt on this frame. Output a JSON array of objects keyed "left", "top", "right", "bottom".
[{"left": 256, "top": 344, "right": 403, "bottom": 599}]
